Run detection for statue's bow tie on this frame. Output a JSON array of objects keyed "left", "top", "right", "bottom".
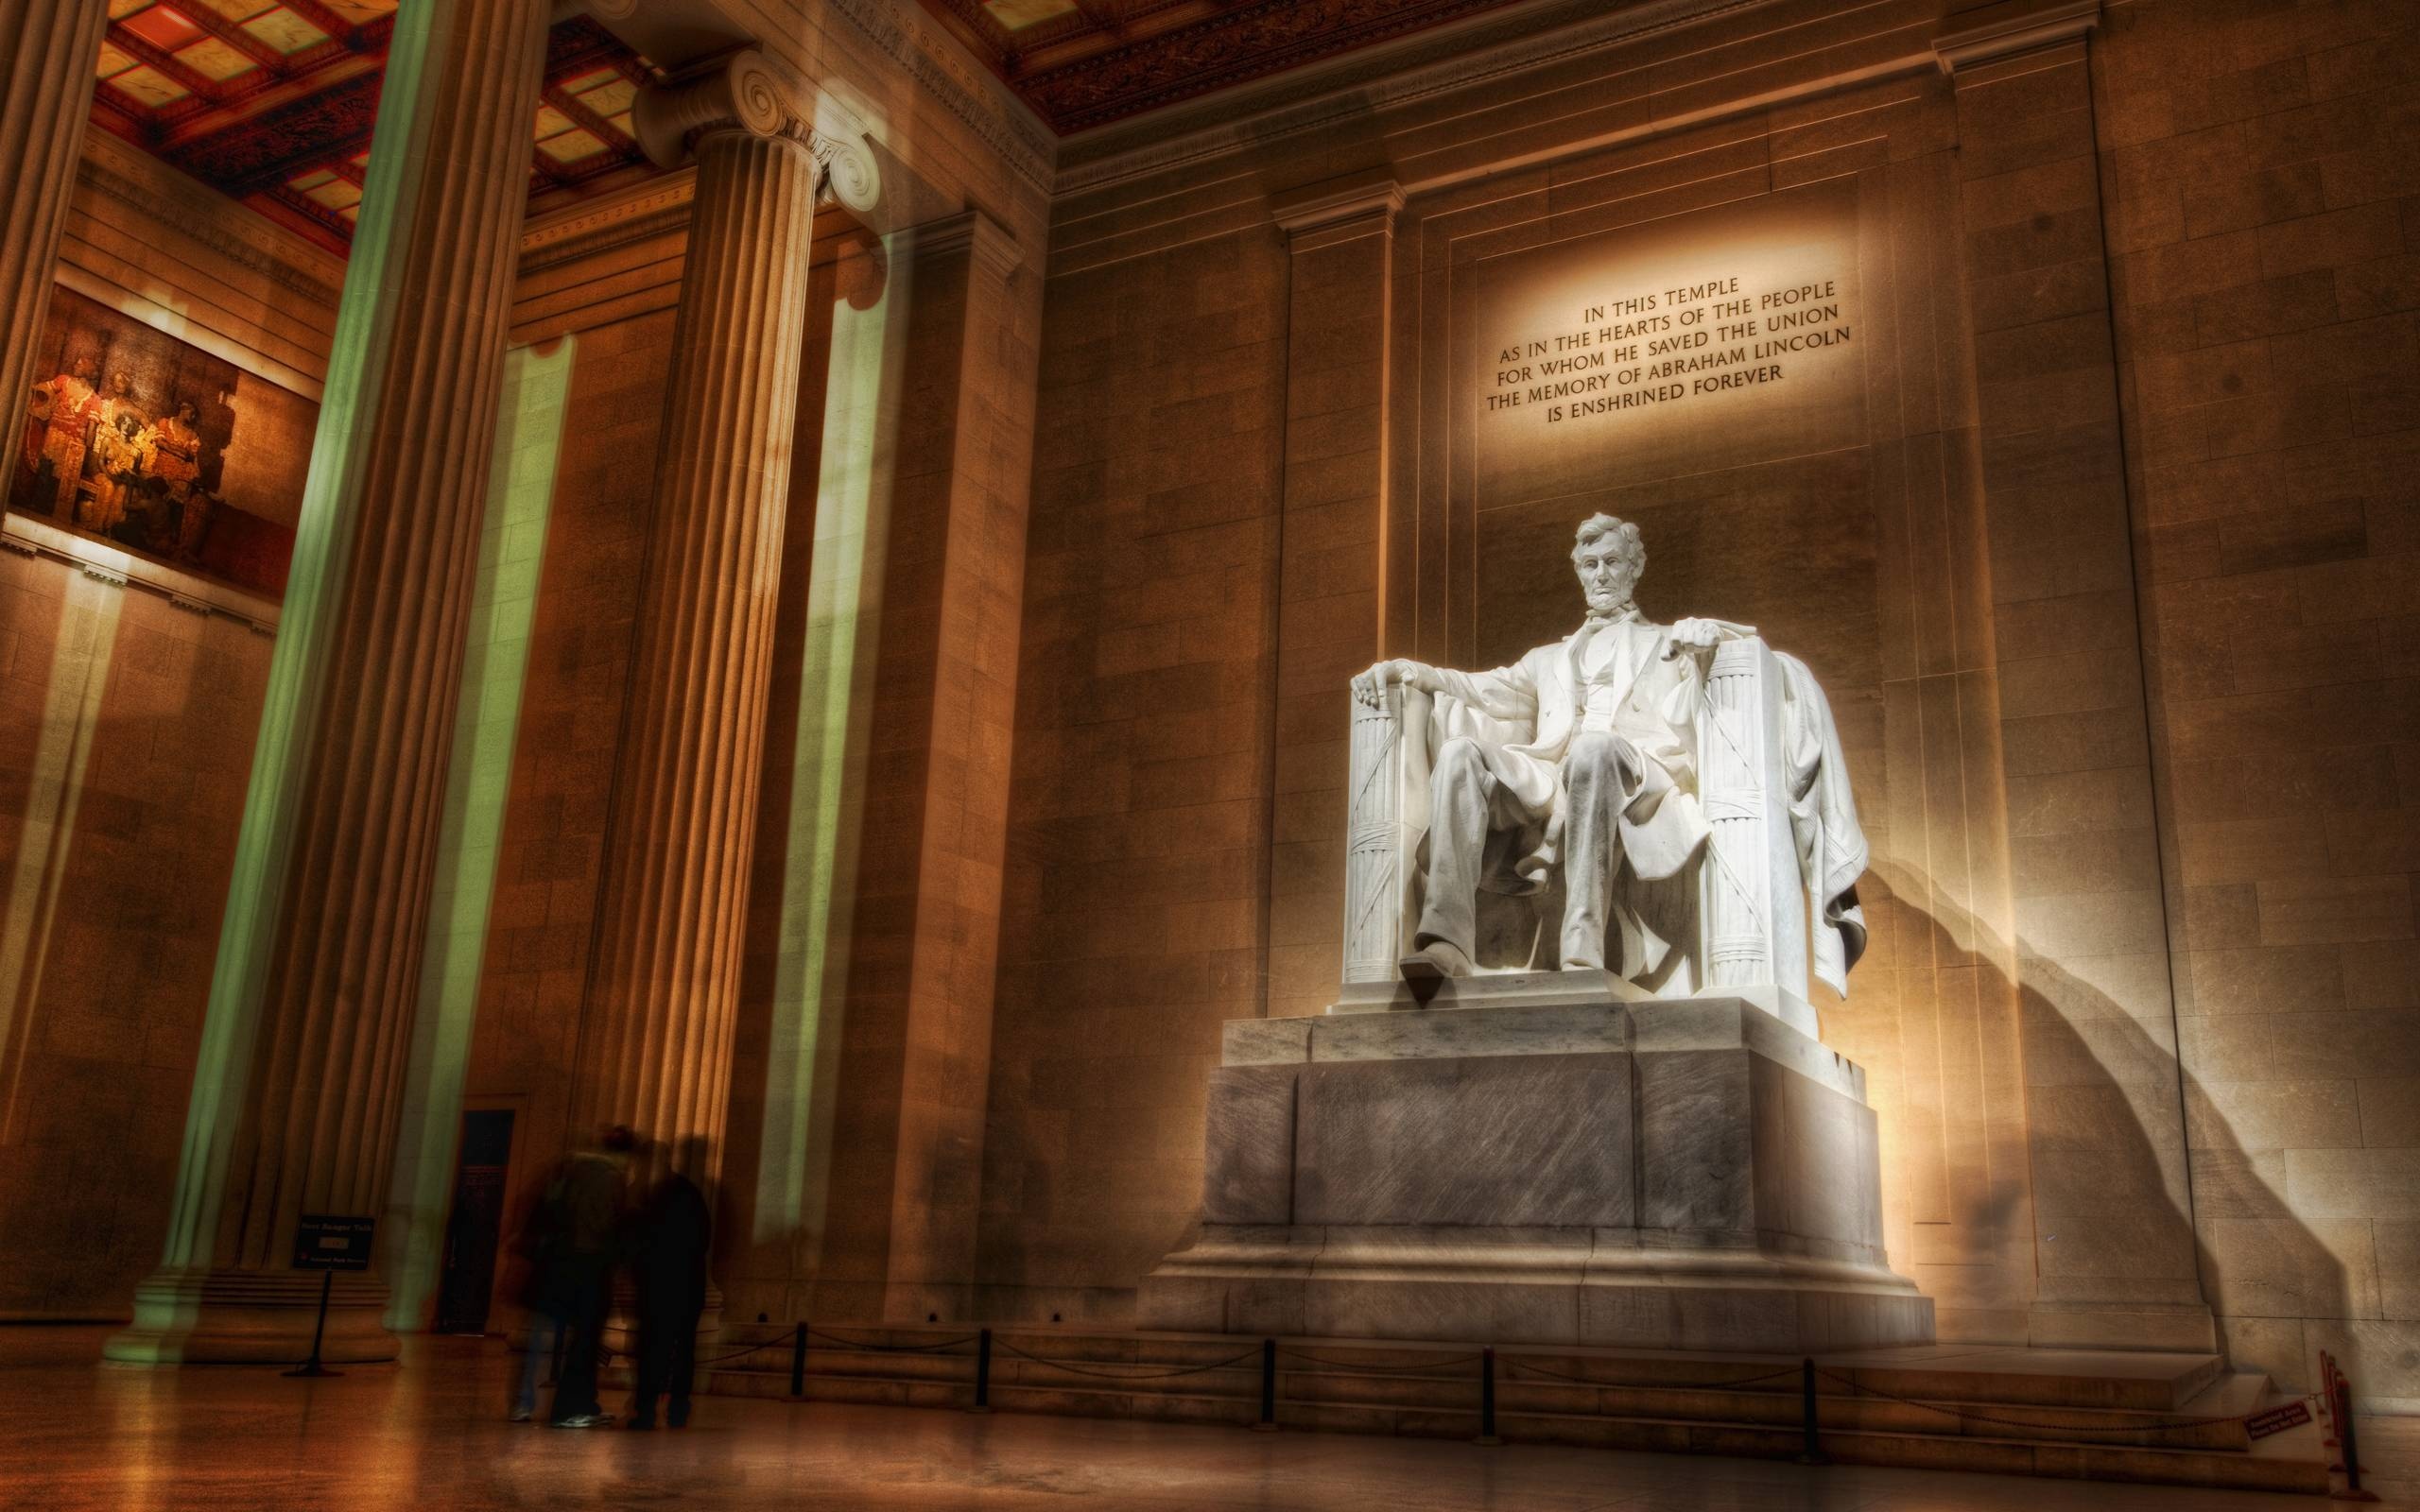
[{"left": 1583, "top": 606, "right": 1641, "bottom": 627}]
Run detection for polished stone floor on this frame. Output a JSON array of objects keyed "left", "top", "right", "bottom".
[{"left": 2, "top": 1332, "right": 2412, "bottom": 1511}]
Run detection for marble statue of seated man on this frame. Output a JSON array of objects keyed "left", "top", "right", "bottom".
[{"left": 1351, "top": 512, "right": 1867, "bottom": 993}]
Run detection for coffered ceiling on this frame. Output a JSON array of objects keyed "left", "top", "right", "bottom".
[
  {"left": 83, "top": 0, "right": 1547, "bottom": 250},
  {"left": 89, "top": 1, "right": 656, "bottom": 251},
  {"left": 917, "top": 0, "right": 1541, "bottom": 134}
]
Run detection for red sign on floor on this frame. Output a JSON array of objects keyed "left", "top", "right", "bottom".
[{"left": 2245, "top": 1400, "right": 2312, "bottom": 1440}]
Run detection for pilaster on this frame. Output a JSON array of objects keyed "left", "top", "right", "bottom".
[
  {"left": 1937, "top": 0, "right": 2215, "bottom": 1353},
  {"left": 814, "top": 206, "right": 1036, "bottom": 1324},
  {"left": 1267, "top": 174, "right": 1401, "bottom": 1022}
]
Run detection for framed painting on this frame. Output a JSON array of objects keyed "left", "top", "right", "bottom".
[{"left": 10, "top": 286, "right": 307, "bottom": 600}]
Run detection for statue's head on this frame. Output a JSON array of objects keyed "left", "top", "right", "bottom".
[{"left": 1571, "top": 512, "right": 1645, "bottom": 617}]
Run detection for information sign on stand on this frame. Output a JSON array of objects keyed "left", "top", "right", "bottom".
[
  {"left": 2245, "top": 1400, "right": 2312, "bottom": 1440},
  {"left": 285, "top": 1214, "right": 375, "bottom": 1379}
]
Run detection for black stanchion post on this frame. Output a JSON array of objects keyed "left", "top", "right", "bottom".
[
  {"left": 789, "top": 1322, "right": 807, "bottom": 1399},
  {"left": 1797, "top": 1358, "right": 1826, "bottom": 1465},
  {"left": 2337, "top": 1367, "right": 2378, "bottom": 1502},
  {"left": 2324, "top": 1351, "right": 2349, "bottom": 1471},
  {"left": 969, "top": 1328, "right": 994, "bottom": 1414},
  {"left": 1253, "top": 1339, "right": 1278, "bottom": 1432},
  {"left": 283, "top": 1271, "right": 339, "bottom": 1379},
  {"left": 1474, "top": 1347, "right": 1502, "bottom": 1446}
]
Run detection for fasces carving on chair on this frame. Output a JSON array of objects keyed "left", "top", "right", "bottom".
[{"left": 1344, "top": 514, "right": 1869, "bottom": 1034}]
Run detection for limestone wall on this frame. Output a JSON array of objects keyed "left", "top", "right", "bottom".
[
  {"left": 2096, "top": 0, "right": 2420, "bottom": 1408},
  {"left": 979, "top": 0, "right": 2419, "bottom": 1407},
  {"left": 980, "top": 226, "right": 1293, "bottom": 1323},
  {"left": 0, "top": 139, "right": 330, "bottom": 1318}
]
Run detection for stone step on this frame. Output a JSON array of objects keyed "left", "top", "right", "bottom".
[
  {"left": 711, "top": 1343, "right": 2260, "bottom": 1452},
  {"left": 708, "top": 1325, "right": 2231, "bottom": 1412},
  {"left": 698, "top": 1359, "right": 2325, "bottom": 1495}
]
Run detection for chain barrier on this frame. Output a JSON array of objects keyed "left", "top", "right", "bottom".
[
  {"left": 1504, "top": 1359, "right": 1802, "bottom": 1391},
  {"left": 590, "top": 1327, "right": 789, "bottom": 1368},
  {"left": 1281, "top": 1349, "right": 1484, "bottom": 1374},
  {"left": 692, "top": 1338, "right": 789, "bottom": 1366},
  {"left": 994, "top": 1339, "right": 1264, "bottom": 1382},
  {"left": 805, "top": 1328, "right": 982, "bottom": 1353},
  {"left": 1812, "top": 1367, "right": 2325, "bottom": 1441},
  {"left": 578, "top": 1322, "right": 2343, "bottom": 1461}
]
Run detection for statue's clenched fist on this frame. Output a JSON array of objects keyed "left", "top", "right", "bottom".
[
  {"left": 1352, "top": 659, "right": 1433, "bottom": 709},
  {"left": 1662, "top": 617, "right": 1726, "bottom": 659}
]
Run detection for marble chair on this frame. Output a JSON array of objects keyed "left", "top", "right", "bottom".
[{"left": 1340, "top": 635, "right": 1824, "bottom": 1037}]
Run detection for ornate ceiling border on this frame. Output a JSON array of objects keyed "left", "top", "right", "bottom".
[
  {"left": 1018, "top": 0, "right": 1537, "bottom": 134},
  {"left": 518, "top": 170, "right": 700, "bottom": 273},
  {"left": 78, "top": 130, "right": 343, "bottom": 308},
  {"left": 1055, "top": 0, "right": 1774, "bottom": 196},
  {"left": 825, "top": 0, "right": 1056, "bottom": 196}
]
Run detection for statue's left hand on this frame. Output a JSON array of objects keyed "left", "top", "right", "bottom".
[
  {"left": 1352, "top": 659, "right": 1429, "bottom": 708},
  {"left": 1665, "top": 617, "right": 1726, "bottom": 658}
]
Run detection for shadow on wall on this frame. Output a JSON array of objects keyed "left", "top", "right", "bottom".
[{"left": 1860, "top": 865, "right": 2344, "bottom": 1397}]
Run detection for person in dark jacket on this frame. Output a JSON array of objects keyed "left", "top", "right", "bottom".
[
  {"left": 626, "top": 1136, "right": 713, "bottom": 1430},
  {"left": 545, "top": 1124, "right": 636, "bottom": 1428},
  {"left": 505, "top": 1158, "right": 571, "bottom": 1422}
]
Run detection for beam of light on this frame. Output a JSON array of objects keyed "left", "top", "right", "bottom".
[
  {"left": 0, "top": 567, "right": 127, "bottom": 1143},
  {"left": 752, "top": 243, "right": 913, "bottom": 1248},
  {"left": 379, "top": 337, "right": 574, "bottom": 1331}
]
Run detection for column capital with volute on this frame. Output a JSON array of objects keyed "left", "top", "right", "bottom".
[{"left": 632, "top": 48, "right": 881, "bottom": 215}]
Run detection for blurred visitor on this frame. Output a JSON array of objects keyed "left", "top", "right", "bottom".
[{"left": 626, "top": 1136, "right": 713, "bottom": 1430}]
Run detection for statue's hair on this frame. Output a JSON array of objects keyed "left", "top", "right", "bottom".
[{"left": 1571, "top": 512, "right": 1646, "bottom": 579}]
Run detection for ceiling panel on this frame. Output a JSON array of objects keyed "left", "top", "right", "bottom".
[
  {"left": 89, "top": 11, "right": 659, "bottom": 253},
  {"left": 919, "top": 0, "right": 1544, "bottom": 133}
]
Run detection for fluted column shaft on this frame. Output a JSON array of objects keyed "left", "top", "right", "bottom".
[
  {"left": 571, "top": 117, "right": 821, "bottom": 1176},
  {"left": 109, "top": 0, "right": 549, "bottom": 1365},
  {"left": 0, "top": 0, "right": 108, "bottom": 500}
]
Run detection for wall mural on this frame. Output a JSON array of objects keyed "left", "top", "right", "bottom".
[{"left": 10, "top": 287, "right": 304, "bottom": 600}]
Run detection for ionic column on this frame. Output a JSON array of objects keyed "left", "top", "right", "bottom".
[
  {"left": 107, "top": 0, "right": 550, "bottom": 1364},
  {"left": 0, "top": 0, "right": 109, "bottom": 500},
  {"left": 570, "top": 57, "right": 875, "bottom": 1185}
]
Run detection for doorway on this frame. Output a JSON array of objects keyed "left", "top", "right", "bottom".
[{"left": 433, "top": 1108, "right": 515, "bottom": 1335}]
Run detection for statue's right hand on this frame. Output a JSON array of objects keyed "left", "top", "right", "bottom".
[{"left": 1352, "top": 659, "right": 1428, "bottom": 708}]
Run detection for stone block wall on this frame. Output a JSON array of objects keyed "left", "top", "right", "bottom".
[
  {"left": 977, "top": 225, "right": 1292, "bottom": 1323},
  {"left": 0, "top": 563, "right": 274, "bottom": 1317},
  {"left": 2096, "top": 0, "right": 2420, "bottom": 1405},
  {"left": 454, "top": 307, "right": 672, "bottom": 1215},
  {"left": 0, "top": 140, "right": 333, "bottom": 1318},
  {"left": 977, "top": 0, "right": 2419, "bottom": 1381}
]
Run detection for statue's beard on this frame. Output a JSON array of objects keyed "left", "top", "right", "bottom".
[{"left": 1582, "top": 581, "right": 1636, "bottom": 619}]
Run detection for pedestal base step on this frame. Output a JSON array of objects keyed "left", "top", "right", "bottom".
[{"left": 689, "top": 1323, "right": 2326, "bottom": 1496}]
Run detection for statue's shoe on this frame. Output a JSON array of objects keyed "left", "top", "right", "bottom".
[{"left": 1399, "top": 941, "right": 1474, "bottom": 981}]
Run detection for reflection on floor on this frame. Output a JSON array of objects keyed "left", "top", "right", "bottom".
[{"left": 1, "top": 1332, "right": 2412, "bottom": 1510}]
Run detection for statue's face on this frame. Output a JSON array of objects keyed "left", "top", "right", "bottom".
[{"left": 1573, "top": 538, "right": 1637, "bottom": 616}]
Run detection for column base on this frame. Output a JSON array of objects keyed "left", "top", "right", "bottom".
[{"left": 103, "top": 1266, "right": 399, "bottom": 1366}]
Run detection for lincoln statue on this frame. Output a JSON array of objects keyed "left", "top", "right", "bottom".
[{"left": 1350, "top": 513, "right": 1869, "bottom": 1000}]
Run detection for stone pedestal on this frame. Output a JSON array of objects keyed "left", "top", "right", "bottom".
[{"left": 1140, "top": 988, "right": 1933, "bottom": 1352}]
